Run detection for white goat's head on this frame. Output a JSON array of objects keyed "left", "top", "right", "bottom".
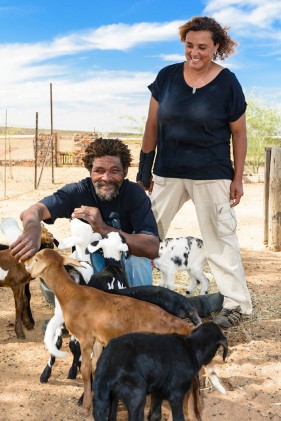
[
  {"left": 86, "top": 231, "right": 129, "bottom": 261},
  {"left": 58, "top": 219, "right": 101, "bottom": 250}
]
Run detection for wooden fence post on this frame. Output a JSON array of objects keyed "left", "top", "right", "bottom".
[
  {"left": 263, "top": 147, "right": 271, "bottom": 245},
  {"left": 268, "top": 147, "right": 281, "bottom": 251}
]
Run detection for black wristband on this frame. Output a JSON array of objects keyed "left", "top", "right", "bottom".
[{"left": 136, "top": 150, "right": 155, "bottom": 188}]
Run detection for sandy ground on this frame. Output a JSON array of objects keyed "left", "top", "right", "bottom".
[{"left": 0, "top": 165, "right": 281, "bottom": 421}]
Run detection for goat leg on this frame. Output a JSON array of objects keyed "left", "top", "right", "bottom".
[
  {"left": 40, "top": 335, "right": 63, "bottom": 383},
  {"left": 170, "top": 397, "right": 186, "bottom": 421},
  {"left": 22, "top": 283, "right": 35, "bottom": 330},
  {"left": 67, "top": 337, "right": 81, "bottom": 379},
  {"left": 187, "top": 292, "right": 223, "bottom": 318},
  {"left": 11, "top": 284, "right": 26, "bottom": 339},
  {"left": 148, "top": 392, "right": 163, "bottom": 421},
  {"left": 79, "top": 342, "right": 94, "bottom": 415},
  {"left": 185, "top": 376, "right": 204, "bottom": 421},
  {"left": 24, "top": 283, "right": 35, "bottom": 327}
]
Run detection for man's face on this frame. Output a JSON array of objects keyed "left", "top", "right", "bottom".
[{"left": 91, "top": 156, "right": 127, "bottom": 201}]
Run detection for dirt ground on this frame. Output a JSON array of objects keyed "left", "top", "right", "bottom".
[{"left": 0, "top": 165, "right": 281, "bottom": 421}]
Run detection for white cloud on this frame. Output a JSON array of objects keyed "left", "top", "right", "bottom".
[
  {"left": 159, "top": 53, "right": 185, "bottom": 62},
  {"left": 0, "top": 21, "right": 187, "bottom": 131},
  {"left": 0, "top": 21, "right": 184, "bottom": 80},
  {"left": 83, "top": 21, "right": 183, "bottom": 50},
  {"left": 0, "top": 15, "right": 280, "bottom": 132},
  {"left": 204, "top": 0, "right": 281, "bottom": 33},
  {"left": 0, "top": 70, "right": 155, "bottom": 132}
]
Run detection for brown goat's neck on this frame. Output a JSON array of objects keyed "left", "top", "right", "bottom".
[{"left": 40, "top": 263, "right": 80, "bottom": 305}]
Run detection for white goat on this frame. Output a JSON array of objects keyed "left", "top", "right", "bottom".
[
  {"left": 58, "top": 218, "right": 98, "bottom": 262},
  {"left": 154, "top": 236, "right": 209, "bottom": 295}
]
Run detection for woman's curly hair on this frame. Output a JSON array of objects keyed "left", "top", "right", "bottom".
[
  {"left": 82, "top": 137, "right": 133, "bottom": 171},
  {"left": 179, "top": 16, "right": 238, "bottom": 61}
]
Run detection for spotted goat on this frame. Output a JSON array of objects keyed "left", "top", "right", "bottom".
[{"left": 154, "top": 236, "right": 210, "bottom": 295}]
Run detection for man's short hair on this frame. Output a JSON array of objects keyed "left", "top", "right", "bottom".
[{"left": 82, "top": 138, "right": 133, "bottom": 171}]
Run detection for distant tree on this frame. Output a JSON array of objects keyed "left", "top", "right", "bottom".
[
  {"left": 0, "top": 126, "right": 34, "bottom": 135},
  {"left": 245, "top": 97, "right": 281, "bottom": 174}
]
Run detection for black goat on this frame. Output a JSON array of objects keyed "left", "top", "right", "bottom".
[
  {"left": 93, "top": 322, "right": 228, "bottom": 421},
  {"left": 92, "top": 285, "right": 223, "bottom": 324}
]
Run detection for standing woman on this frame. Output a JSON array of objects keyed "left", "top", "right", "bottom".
[{"left": 137, "top": 16, "right": 252, "bottom": 327}]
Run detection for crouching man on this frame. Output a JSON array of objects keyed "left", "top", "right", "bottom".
[{"left": 10, "top": 138, "right": 159, "bottom": 287}]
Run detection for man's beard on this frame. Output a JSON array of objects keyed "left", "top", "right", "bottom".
[{"left": 94, "top": 180, "right": 120, "bottom": 201}]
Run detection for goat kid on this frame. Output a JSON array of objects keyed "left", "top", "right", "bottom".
[
  {"left": 0, "top": 249, "right": 33, "bottom": 339},
  {"left": 93, "top": 322, "right": 228, "bottom": 421},
  {"left": 40, "top": 219, "right": 101, "bottom": 382},
  {"left": 41, "top": 231, "right": 129, "bottom": 383},
  {"left": 0, "top": 221, "right": 57, "bottom": 339},
  {"left": 26, "top": 248, "right": 194, "bottom": 416},
  {"left": 154, "top": 236, "right": 209, "bottom": 295},
  {"left": 58, "top": 218, "right": 98, "bottom": 263},
  {"left": 40, "top": 261, "right": 94, "bottom": 383},
  {"left": 40, "top": 258, "right": 127, "bottom": 383}
]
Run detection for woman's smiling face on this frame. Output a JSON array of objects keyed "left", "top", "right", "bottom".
[{"left": 184, "top": 30, "right": 219, "bottom": 71}]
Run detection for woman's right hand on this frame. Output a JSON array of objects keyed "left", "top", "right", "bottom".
[{"left": 137, "top": 179, "right": 154, "bottom": 194}]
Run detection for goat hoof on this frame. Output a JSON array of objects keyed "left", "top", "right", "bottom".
[
  {"left": 77, "top": 393, "right": 84, "bottom": 406},
  {"left": 16, "top": 331, "right": 26, "bottom": 340},
  {"left": 24, "top": 321, "right": 34, "bottom": 330},
  {"left": 80, "top": 406, "right": 91, "bottom": 417},
  {"left": 40, "top": 367, "right": 51, "bottom": 383},
  {"left": 67, "top": 368, "right": 77, "bottom": 380}
]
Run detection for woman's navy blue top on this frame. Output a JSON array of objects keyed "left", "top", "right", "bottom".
[{"left": 149, "top": 63, "right": 247, "bottom": 180}]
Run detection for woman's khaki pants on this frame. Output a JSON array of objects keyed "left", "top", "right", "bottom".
[{"left": 150, "top": 176, "right": 252, "bottom": 315}]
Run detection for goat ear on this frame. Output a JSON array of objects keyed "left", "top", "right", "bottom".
[
  {"left": 219, "top": 339, "right": 228, "bottom": 361},
  {"left": 123, "top": 250, "right": 129, "bottom": 259},
  {"left": 62, "top": 256, "right": 83, "bottom": 267},
  {"left": 58, "top": 236, "right": 76, "bottom": 250},
  {"left": 118, "top": 243, "right": 129, "bottom": 253},
  {"left": 117, "top": 242, "right": 129, "bottom": 259},
  {"left": 86, "top": 240, "right": 102, "bottom": 254}
]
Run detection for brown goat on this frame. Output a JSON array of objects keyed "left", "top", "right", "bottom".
[
  {"left": 0, "top": 249, "right": 33, "bottom": 338},
  {"left": 26, "top": 248, "right": 194, "bottom": 416},
  {"left": 0, "top": 223, "right": 57, "bottom": 339}
]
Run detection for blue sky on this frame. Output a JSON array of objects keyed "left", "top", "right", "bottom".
[{"left": 0, "top": 0, "right": 280, "bottom": 132}]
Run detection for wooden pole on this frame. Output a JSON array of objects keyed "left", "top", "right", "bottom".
[
  {"left": 268, "top": 147, "right": 281, "bottom": 251},
  {"left": 34, "top": 112, "right": 38, "bottom": 189},
  {"left": 50, "top": 83, "right": 54, "bottom": 183},
  {"left": 263, "top": 147, "right": 271, "bottom": 245},
  {"left": 4, "top": 109, "right": 7, "bottom": 198}
]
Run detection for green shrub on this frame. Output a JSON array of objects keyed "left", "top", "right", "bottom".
[{"left": 245, "top": 96, "right": 281, "bottom": 174}]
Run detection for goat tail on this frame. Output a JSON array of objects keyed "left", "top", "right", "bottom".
[
  {"left": 44, "top": 324, "right": 68, "bottom": 358},
  {"left": 205, "top": 365, "right": 227, "bottom": 395},
  {"left": 44, "top": 303, "right": 68, "bottom": 358}
]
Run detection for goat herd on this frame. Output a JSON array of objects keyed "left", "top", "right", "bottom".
[{"left": 0, "top": 217, "right": 227, "bottom": 421}]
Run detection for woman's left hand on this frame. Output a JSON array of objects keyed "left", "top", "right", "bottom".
[{"left": 230, "top": 179, "right": 244, "bottom": 207}]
